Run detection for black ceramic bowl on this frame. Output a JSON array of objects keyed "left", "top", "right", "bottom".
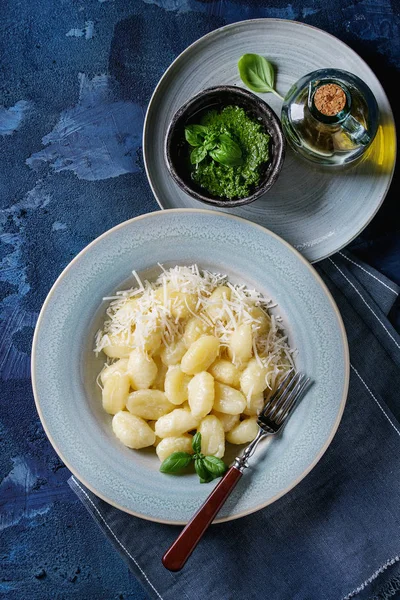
[{"left": 165, "top": 86, "right": 286, "bottom": 208}]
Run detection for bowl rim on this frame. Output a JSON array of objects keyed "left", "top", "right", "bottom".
[
  {"left": 164, "top": 85, "right": 286, "bottom": 208},
  {"left": 31, "top": 208, "right": 349, "bottom": 524}
]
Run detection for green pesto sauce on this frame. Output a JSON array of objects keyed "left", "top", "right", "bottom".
[{"left": 191, "top": 106, "right": 270, "bottom": 199}]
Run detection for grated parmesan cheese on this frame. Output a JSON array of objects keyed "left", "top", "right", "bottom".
[{"left": 94, "top": 265, "right": 295, "bottom": 379}]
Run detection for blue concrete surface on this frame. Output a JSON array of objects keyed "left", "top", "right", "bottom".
[{"left": 0, "top": 1, "right": 399, "bottom": 598}]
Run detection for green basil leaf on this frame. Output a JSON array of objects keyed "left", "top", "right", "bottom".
[
  {"left": 185, "top": 124, "right": 208, "bottom": 147},
  {"left": 190, "top": 145, "right": 208, "bottom": 165},
  {"left": 238, "top": 53, "right": 275, "bottom": 94},
  {"left": 203, "top": 131, "right": 219, "bottom": 152},
  {"left": 219, "top": 133, "right": 243, "bottom": 151},
  {"left": 205, "top": 131, "right": 218, "bottom": 142},
  {"left": 209, "top": 134, "right": 243, "bottom": 167},
  {"left": 160, "top": 452, "right": 192, "bottom": 474},
  {"left": 192, "top": 432, "right": 202, "bottom": 454},
  {"left": 194, "top": 458, "right": 213, "bottom": 483},
  {"left": 203, "top": 456, "right": 228, "bottom": 477}
]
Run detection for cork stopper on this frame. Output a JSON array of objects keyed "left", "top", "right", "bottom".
[{"left": 313, "top": 83, "right": 346, "bottom": 117}]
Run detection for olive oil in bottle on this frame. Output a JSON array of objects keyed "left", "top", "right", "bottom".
[{"left": 281, "top": 68, "right": 379, "bottom": 167}]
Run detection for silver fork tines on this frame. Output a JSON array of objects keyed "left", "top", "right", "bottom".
[
  {"left": 269, "top": 373, "right": 307, "bottom": 425},
  {"left": 234, "top": 370, "right": 310, "bottom": 472},
  {"left": 276, "top": 375, "right": 310, "bottom": 425},
  {"left": 263, "top": 371, "right": 301, "bottom": 420}
]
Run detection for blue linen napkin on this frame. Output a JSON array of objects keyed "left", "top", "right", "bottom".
[{"left": 69, "top": 249, "right": 400, "bottom": 600}]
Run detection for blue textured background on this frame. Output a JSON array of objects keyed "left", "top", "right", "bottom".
[{"left": 0, "top": 1, "right": 399, "bottom": 599}]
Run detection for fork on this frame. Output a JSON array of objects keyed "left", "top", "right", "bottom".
[{"left": 162, "top": 370, "right": 310, "bottom": 572}]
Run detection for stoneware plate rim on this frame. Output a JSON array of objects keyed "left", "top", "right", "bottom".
[
  {"left": 31, "top": 208, "right": 349, "bottom": 525},
  {"left": 143, "top": 18, "right": 396, "bottom": 264}
]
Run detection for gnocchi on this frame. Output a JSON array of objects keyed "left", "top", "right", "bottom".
[
  {"left": 243, "top": 392, "right": 265, "bottom": 417},
  {"left": 198, "top": 415, "right": 225, "bottom": 458},
  {"left": 160, "top": 338, "right": 187, "bottom": 366},
  {"left": 113, "top": 298, "right": 138, "bottom": 324},
  {"left": 205, "top": 286, "right": 231, "bottom": 323},
  {"left": 169, "top": 291, "right": 198, "bottom": 320},
  {"left": 100, "top": 358, "right": 129, "bottom": 385},
  {"left": 164, "top": 365, "right": 192, "bottom": 405},
  {"left": 156, "top": 435, "right": 194, "bottom": 462},
  {"left": 95, "top": 265, "right": 293, "bottom": 469},
  {"left": 127, "top": 348, "right": 157, "bottom": 390},
  {"left": 112, "top": 411, "right": 156, "bottom": 449},
  {"left": 126, "top": 389, "right": 174, "bottom": 420},
  {"left": 102, "top": 371, "right": 130, "bottom": 415},
  {"left": 183, "top": 316, "right": 212, "bottom": 348},
  {"left": 240, "top": 358, "right": 268, "bottom": 397},
  {"left": 155, "top": 408, "right": 200, "bottom": 438},
  {"left": 213, "top": 382, "right": 247, "bottom": 415},
  {"left": 188, "top": 371, "right": 215, "bottom": 419},
  {"left": 181, "top": 335, "right": 220, "bottom": 375},
  {"left": 132, "top": 325, "right": 162, "bottom": 356},
  {"left": 103, "top": 333, "right": 133, "bottom": 359},
  {"left": 211, "top": 410, "right": 240, "bottom": 433},
  {"left": 226, "top": 417, "right": 259, "bottom": 445},
  {"left": 208, "top": 358, "right": 240, "bottom": 388},
  {"left": 228, "top": 323, "right": 253, "bottom": 365},
  {"left": 249, "top": 306, "right": 271, "bottom": 335}
]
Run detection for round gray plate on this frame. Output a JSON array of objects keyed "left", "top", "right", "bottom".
[
  {"left": 143, "top": 19, "right": 396, "bottom": 263},
  {"left": 32, "top": 210, "right": 348, "bottom": 524}
]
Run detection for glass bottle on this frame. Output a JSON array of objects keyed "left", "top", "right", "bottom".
[{"left": 281, "top": 68, "right": 379, "bottom": 166}]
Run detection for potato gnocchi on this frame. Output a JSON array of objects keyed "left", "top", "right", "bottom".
[{"left": 95, "top": 265, "right": 294, "bottom": 466}]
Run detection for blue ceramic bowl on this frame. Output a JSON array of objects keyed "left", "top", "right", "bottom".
[{"left": 31, "top": 209, "right": 349, "bottom": 524}]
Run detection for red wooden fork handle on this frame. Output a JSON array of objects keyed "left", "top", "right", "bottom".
[{"left": 162, "top": 466, "right": 242, "bottom": 572}]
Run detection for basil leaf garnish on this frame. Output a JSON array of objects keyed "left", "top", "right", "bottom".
[
  {"left": 238, "top": 54, "right": 284, "bottom": 100},
  {"left": 209, "top": 133, "right": 243, "bottom": 167},
  {"left": 190, "top": 145, "right": 208, "bottom": 165},
  {"left": 192, "top": 431, "right": 202, "bottom": 454},
  {"left": 160, "top": 452, "right": 192, "bottom": 474},
  {"left": 185, "top": 124, "right": 209, "bottom": 147},
  {"left": 194, "top": 458, "right": 213, "bottom": 483},
  {"left": 203, "top": 456, "right": 227, "bottom": 477}
]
